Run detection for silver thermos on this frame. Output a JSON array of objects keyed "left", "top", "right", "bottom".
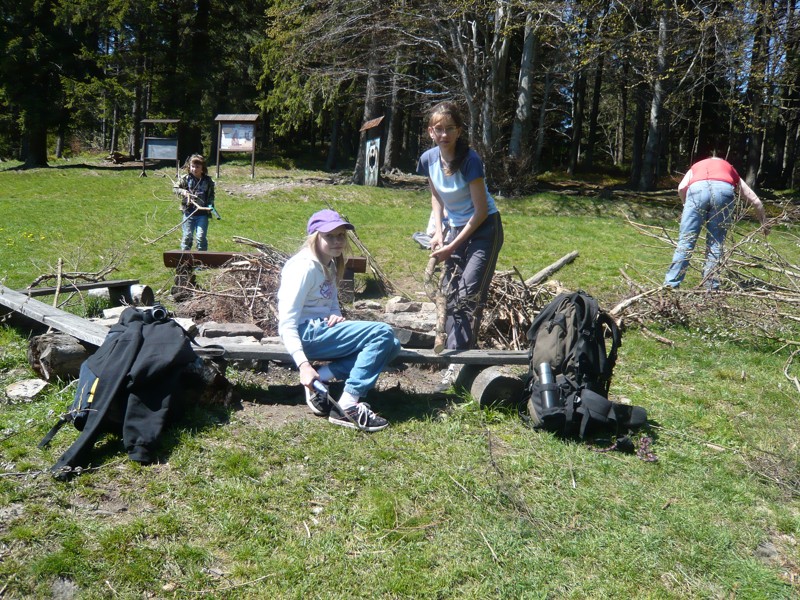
[{"left": 538, "top": 362, "right": 558, "bottom": 409}]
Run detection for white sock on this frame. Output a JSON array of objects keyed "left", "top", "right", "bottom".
[
  {"left": 316, "top": 365, "right": 335, "bottom": 382},
  {"left": 337, "top": 391, "right": 360, "bottom": 411}
]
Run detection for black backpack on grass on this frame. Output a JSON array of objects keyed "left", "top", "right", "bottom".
[{"left": 522, "top": 291, "right": 647, "bottom": 439}]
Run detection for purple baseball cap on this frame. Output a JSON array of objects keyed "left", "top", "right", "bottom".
[{"left": 307, "top": 209, "right": 355, "bottom": 235}]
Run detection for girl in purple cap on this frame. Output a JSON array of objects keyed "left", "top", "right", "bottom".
[{"left": 277, "top": 209, "right": 401, "bottom": 431}]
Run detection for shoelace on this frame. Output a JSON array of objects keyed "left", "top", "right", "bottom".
[{"left": 349, "top": 403, "right": 374, "bottom": 428}]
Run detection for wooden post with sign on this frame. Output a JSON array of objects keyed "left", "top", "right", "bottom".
[
  {"left": 214, "top": 114, "right": 259, "bottom": 179},
  {"left": 140, "top": 119, "right": 181, "bottom": 177},
  {"left": 360, "top": 115, "right": 384, "bottom": 186}
]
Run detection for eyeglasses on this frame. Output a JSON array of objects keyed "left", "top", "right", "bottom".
[
  {"left": 321, "top": 232, "right": 348, "bottom": 242},
  {"left": 432, "top": 126, "right": 459, "bottom": 136}
]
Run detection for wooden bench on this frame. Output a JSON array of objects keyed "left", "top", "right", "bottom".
[
  {"left": 163, "top": 251, "right": 368, "bottom": 301},
  {"left": 18, "top": 279, "right": 148, "bottom": 307}
]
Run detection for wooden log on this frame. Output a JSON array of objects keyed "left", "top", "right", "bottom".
[
  {"left": 26, "top": 332, "right": 238, "bottom": 408},
  {"left": 470, "top": 365, "right": 527, "bottom": 407},
  {"left": 27, "top": 333, "right": 93, "bottom": 381},
  {"left": 524, "top": 251, "right": 579, "bottom": 287},
  {"left": 424, "top": 256, "right": 447, "bottom": 353},
  {"left": 88, "top": 284, "right": 155, "bottom": 307},
  {"left": 17, "top": 279, "right": 140, "bottom": 297},
  {"left": 0, "top": 285, "right": 109, "bottom": 347}
]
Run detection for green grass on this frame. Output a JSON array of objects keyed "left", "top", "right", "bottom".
[{"left": 0, "top": 158, "right": 798, "bottom": 598}]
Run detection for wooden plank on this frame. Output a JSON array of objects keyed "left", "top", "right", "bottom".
[
  {"left": 345, "top": 256, "right": 367, "bottom": 273},
  {"left": 194, "top": 340, "right": 529, "bottom": 366},
  {"left": 1, "top": 283, "right": 528, "bottom": 366},
  {"left": 0, "top": 285, "right": 109, "bottom": 347},
  {"left": 164, "top": 251, "right": 367, "bottom": 273},
  {"left": 19, "top": 279, "right": 140, "bottom": 297}
]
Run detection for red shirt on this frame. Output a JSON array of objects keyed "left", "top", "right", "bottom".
[{"left": 684, "top": 158, "right": 739, "bottom": 188}]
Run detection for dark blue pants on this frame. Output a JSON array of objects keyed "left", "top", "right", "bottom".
[{"left": 444, "top": 212, "right": 504, "bottom": 350}]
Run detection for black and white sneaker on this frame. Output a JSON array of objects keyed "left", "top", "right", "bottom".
[
  {"left": 328, "top": 402, "right": 388, "bottom": 432},
  {"left": 305, "top": 385, "right": 331, "bottom": 417}
]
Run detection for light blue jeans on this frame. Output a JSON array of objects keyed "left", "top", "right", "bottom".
[
  {"left": 299, "top": 319, "right": 401, "bottom": 397},
  {"left": 181, "top": 213, "right": 209, "bottom": 251},
  {"left": 664, "top": 180, "right": 735, "bottom": 289}
]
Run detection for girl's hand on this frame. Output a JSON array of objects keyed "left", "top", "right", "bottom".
[
  {"left": 327, "top": 315, "right": 345, "bottom": 326},
  {"left": 299, "top": 361, "right": 319, "bottom": 388},
  {"left": 430, "top": 243, "right": 454, "bottom": 262}
]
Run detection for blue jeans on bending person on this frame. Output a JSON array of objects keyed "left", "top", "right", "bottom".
[
  {"left": 664, "top": 181, "right": 735, "bottom": 289},
  {"left": 444, "top": 212, "right": 504, "bottom": 350},
  {"left": 181, "top": 213, "right": 209, "bottom": 251},
  {"left": 298, "top": 319, "right": 401, "bottom": 398}
]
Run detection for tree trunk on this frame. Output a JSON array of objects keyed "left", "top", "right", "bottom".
[
  {"left": 352, "top": 47, "right": 382, "bottom": 185},
  {"left": 384, "top": 56, "right": 403, "bottom": 171},
  {"left": 22, "top": 115, "right": 49, "bottom": 168},
  {"left": 615, "top": 62, "right": 628, "bottom": 166},
  {"left": 509, "top": 13, "right": 536, "bottom": 160},
  {"left": 638, "top": 14, "right": 667, "bottom": 191},
  {"left": 532, "top": 71, "right": 553, "bottom": 174},
  {"left": 481, "top": 0, "right": 511, "bottom": 150},
  {"left": 629, "top": 81, "right": 646, "bottom": 187},
  {"left": 584, "top": 55, "right": 604, "bottom": 169},
  {"left": 745, "top": 0, "right": 767, "bottom": 186},
  {"left": 568, "top": 68, "right": 586, "bottom": 176},
  {"left": 326, "top": 104, "right": 340, "bottom": 171}
]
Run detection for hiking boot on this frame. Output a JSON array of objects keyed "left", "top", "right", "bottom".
[
  {"left": 328, "top": 402, "right": 388, "bottom": 432},
  {"left": 434, "top": 364, "right": 459, "bottom": 393},
  {"left": 305, "top": 385, "right": 331, "bottom": 417}
]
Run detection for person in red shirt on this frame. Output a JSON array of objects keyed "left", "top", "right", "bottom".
[{"left": 664, "top": 156, "right": 769, "bottom": 289}]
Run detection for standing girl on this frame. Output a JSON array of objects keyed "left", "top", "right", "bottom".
[
  {"left": 416, "top": 101, "right": 504, "bottom": 391},
  {"left": 277, "top": 209, "right": 401, "bottom": 431},
  {"left": 174, "top": 154, "right": 216, "bottom": 251}
]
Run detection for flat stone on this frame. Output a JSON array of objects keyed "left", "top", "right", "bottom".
[
  {"left": 391, "top": 327, "right": 435, "bottom": 349},
  {"left": 199, "top": 322, "right": 264, "bottom": 339},
  {"left": 5, "top": 378, "right": 48, "bottom": 401},
  {"left": 382, "top": 312, "right": 436, "bottom": 331}
]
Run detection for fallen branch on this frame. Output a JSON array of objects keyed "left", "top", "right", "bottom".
[{"left": 524, "top": 251, "right": 579, "bottom": 287}]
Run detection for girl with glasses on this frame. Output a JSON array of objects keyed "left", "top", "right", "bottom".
[{"left": 416, "top": 101, "right": 504, "bottom": 392}]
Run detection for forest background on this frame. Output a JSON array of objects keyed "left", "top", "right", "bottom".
[{"left": 1, "top": 0, "right": 799, "bottom": 192}]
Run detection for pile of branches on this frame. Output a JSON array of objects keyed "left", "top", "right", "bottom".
[
  {"left": 424, "top": 252, "right": 581, "bottom": 351},
  {"left": 175, "top": 238, "right": 289, "bottom": 335},
  {"left": 623, "top": 203, "right": 799, "bottom": 344},
  {"left": 479, "top": 270, "right": 560, "bottom": 349}
]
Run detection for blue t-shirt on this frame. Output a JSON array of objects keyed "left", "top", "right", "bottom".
[{"left": 416, "top": 147, "right": 498, "bottom": 228}]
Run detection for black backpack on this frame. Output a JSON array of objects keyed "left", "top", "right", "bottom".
[{"left": 522, "top": 291, "right": 647, "bottom": 439}]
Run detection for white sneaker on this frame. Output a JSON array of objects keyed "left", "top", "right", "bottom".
[{"left": 434, "top": 364, "right": 459, "bottom": 393}]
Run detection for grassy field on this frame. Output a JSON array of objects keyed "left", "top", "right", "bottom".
[{"left": 0, "top": 157, "right": 798, "bottom": 598}]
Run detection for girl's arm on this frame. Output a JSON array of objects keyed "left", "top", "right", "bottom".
[
  {"left": 430, "top": 178, "right": 489, "bottom": 261},
  {"left": 277, "top": 264, "right": 315, "bottom": 366},
  {"left": 278, "top": 267, "right": 323, "bottom": 388},
  {"left": 428, "top": 180, "right": 446, "bottom": 250}
]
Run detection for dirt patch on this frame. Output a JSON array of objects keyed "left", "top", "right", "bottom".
[
  {"left": 217, "top": 170, "right": 428, "bottom": 199},
  {"left": 228, "top": 361, "right": 454, "bottom": 429}
]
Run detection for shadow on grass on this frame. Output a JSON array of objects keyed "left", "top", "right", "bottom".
[{"left": 237, "top": 378, "right": 454, "bottom": 425}]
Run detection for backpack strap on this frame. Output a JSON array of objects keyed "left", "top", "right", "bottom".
[
  {"left": 37, "top": 418, "right": 68, "bottom": 449},
  {"left": 595, "top": 311, "right": 621, "bottom": 395},
  {"left": 576, "top": 389, "right": 613, "bottom": 438},
  {"left": 577, "top": 389, "right": 648, "bottom": 438}
]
